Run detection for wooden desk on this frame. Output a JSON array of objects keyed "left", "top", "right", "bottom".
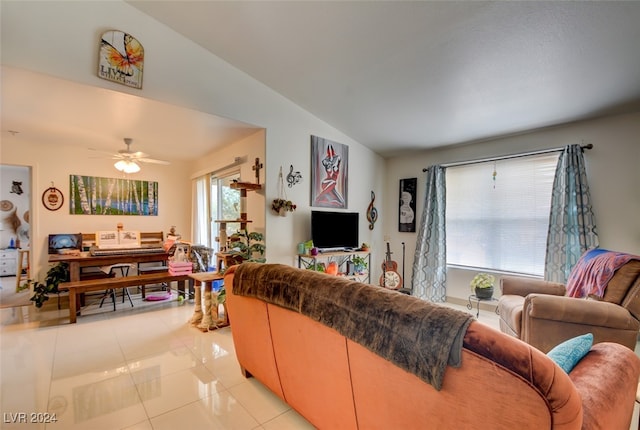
[
  {"left": 188, "top": 271, "right": 227, "bottom": 332},
  {"left": 49, "top": 251, "right": 170, "bottom": 282}
]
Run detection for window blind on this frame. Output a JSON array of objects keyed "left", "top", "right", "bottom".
[{"left": 446, "top": 152, "right": 559, "bottom": 276}]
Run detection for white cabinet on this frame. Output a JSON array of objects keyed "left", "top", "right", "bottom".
[{"left": 0, "top": 249, "right": 17, "bottom": 277}]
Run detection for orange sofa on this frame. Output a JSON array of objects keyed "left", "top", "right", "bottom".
[{"left": 224, "top": 263, "right": 640, "bottom": 430}]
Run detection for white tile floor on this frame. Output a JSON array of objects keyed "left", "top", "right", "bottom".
[
  {"left": 0, "top": 296, "right": 314, "bottom": 430},
  {"left": 0, "top": 291, "right": 637, "bottom": 429}
]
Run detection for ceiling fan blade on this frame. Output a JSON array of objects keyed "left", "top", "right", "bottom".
[
  {"left": 87, "top": 147, "right": 117, "bottom": 156},
  {"left": 119, "top": 149, "right": 148, "bottom": 158},
  {"left": 138, "top": 158, "right": 171, "bottom": 165}
]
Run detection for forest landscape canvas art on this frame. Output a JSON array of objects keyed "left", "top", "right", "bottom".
[{"left": 69, "top": 175, "right": 158, "bottom": 215}]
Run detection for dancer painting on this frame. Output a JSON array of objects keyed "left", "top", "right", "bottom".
[{"left": 310, "top": 136, "right": 348, "bottom": 208}]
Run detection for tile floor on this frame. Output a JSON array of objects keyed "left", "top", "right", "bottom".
[{"left": 0, "top": 287, "right": 638, "bottom": 429}]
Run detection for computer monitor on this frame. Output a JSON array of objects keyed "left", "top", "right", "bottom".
[{"left": 48, "top": 233, "right": 82, "bottom": 254}]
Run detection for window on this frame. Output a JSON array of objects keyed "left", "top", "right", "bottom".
[
  {"left": 210, "top": 172, "right": 240, "bottom": 253},
  {"left": 446, "top": 153, "right": 559, "bottom": 276},
  {"left": 193, "top": 171, "right": 240, "bottom": 254}
]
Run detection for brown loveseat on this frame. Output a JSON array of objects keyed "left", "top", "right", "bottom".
[
  {"left": 498, "top": 256, "right": 640, "bottom": 353},
  {"left": 224, "top": 263, "right": 640, "bottom": 430}
]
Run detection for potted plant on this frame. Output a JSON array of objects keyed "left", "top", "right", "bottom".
[
  {"left": 271, "top": 198, "right": 297, "bottom": 216},
  {"left": 360, "top": 243, "right": 370, "bottom": 252},
  {"left": 351, "top": 255, "right": 368, "bottom": 274},
  {"left": 29, "top": 262, "right": 70, "bottom": 308},
  {"left": 470, "top": 272, "right": 495, "bottom": 299},
  {"left": 228, "top": 230, "right": 266, "bottom": 264},
  {"left": 303, "top": 261, "right": 325, "bottom": 272}
]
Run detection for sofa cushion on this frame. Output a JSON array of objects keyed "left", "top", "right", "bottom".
[
  {"left": 497, "top": 295, "right": 525, "bottom": 337},
  {"left": 603, "top": 259, "right": 640, "bottom": 305},
  {"left": 547, "top": 333, "right": 593, "bottom": 373}
]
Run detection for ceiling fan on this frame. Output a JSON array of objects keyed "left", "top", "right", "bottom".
[{"left": 91, "top": 138, "right": 170, "bottom": 173}]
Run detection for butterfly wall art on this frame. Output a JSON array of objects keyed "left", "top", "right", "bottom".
[{"left": 98, "top": 30, "right": 144, "bottom": 89}]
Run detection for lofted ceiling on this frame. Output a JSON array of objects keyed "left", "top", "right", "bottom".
[
  {"left": 127, "top": 0, "right": 640, "bottom": 157},
  {"left": 2, "top": 1, "right": 640, "bottom": 161}
]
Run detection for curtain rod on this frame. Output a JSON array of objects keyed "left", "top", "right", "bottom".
[
  {"left": 190, "top": 156, "right": 244, "bottom": 180},
  {"left": 422, "top": 143, "right": 593, "bottom": 171},
  {"left": 210, "top": 156, "right": 243, "bottom": 176}
]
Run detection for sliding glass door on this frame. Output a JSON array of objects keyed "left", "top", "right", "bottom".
[{"left": 210, "top": 172, "right": 240, "bottom": 254}]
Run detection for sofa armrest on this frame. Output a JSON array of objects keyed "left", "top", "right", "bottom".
[
  {"left": 525, "top": 294, "right": 638, "bottom": 328},
  {"left": 569, "top": 342, "right": 640, "bottom": 430},
  {"left": 500, "top": 276, "right": 566, "bottom": 297},
  {"left": 522, "top": 294, "right": 640, "bottom": 352}
]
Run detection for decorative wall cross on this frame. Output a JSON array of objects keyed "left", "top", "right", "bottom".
[{"left": 252, "top": 157, "right": 263, "bottom": 184}]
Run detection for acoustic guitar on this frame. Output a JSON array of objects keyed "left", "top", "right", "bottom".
[{"left": 380, "top": 242, "right": 402, "bottom": 289}]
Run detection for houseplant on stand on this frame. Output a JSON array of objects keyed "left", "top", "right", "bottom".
[
  {"left": 470, "top": 272, "right": 495, "bottom": 299},
  {"left": 351, "top": 255, "right": 368, "bottom": 274},
  {"left": 228, "top": 230, "right": 266, "bottom": 264}
]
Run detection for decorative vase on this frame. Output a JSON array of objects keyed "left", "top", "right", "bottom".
[
  {"left": 475, "top": 286, "right": 494, "bottom": 299},
  {"left": 326, "top": 261, "right": 339, "bottom": 276}
]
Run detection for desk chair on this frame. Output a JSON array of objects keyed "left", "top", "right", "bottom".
[{"left": 99, "top": 264, "right": 134, "bottom": 310}]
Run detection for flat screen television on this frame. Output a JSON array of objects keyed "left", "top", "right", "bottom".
[{"left": 311, "top": 211, "right": 359, "bottom": 251}]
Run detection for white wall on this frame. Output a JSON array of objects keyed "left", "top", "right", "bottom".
[
  {"left": 385, "top": 111, "right": 640, "bottom": 302},
  {"left": 0, "top": 165, "right": 31, "bottom": 249},
  {"left": 0, "top": 1, "right": 385, "bottom": 279}
]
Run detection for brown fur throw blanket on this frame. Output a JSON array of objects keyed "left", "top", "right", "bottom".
[{"left": 232, "top": 263, "right": 473, "bottom": 390}]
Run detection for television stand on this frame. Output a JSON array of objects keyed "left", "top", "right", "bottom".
[{"left": 297, "top": 250, "right": 371, "bottom": 284}]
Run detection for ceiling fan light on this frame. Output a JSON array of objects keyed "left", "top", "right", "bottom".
[{"left": 114, "top": 160, "right": 140, "bottom": 173}]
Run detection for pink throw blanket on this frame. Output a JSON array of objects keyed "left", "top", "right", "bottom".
[{"left": 566, "top": 248, "right": 639, "bottom": 298}]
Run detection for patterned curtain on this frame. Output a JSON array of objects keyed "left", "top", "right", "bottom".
[
  {"left": 545, "top": 145, "right": 599, "bottom": 283},
  {"left": 411, "top": 165, "right": 446, "bottom": 302}
]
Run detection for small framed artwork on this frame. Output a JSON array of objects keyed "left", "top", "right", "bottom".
[
  {"left": 98, "top": 30, "right": 144, "bottom": 89},
  {"left": 42, "top": 186, "right": 64, "bottom": 211},
  {"left": 310, "top": 135, "right": 348, "bottom": 208},
  {"left": 399, "top": 178, "right": 417, "bottom": 232}
]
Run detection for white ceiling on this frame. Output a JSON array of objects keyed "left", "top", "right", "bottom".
[
  {"left": 127, "top": 0, "right": 640, "bottom": 157},
  {"left": 3, "top": 1, "right": 640, "bottom": 161},
  {"left": 1, "top": 67, "right": 262, "bottom": 163}
]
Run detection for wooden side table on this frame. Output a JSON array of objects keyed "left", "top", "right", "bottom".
[{"left": 188, "top": 272, "right": 228, "bottom": 332}]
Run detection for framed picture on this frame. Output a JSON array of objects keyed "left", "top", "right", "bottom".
[
  {"left": 98, "top": 30, "right": 144, "bottom": 89},
  {"left": 42, "top": 186, "right": 64, "bottom": 211},
  {"left": 69, "top": 175, "right": 158, "bottom": 215},
  {"left": 310, "top": 135, "right": 348, "bottom": 208},
  {"left": 399, "top": 178, "right": 417, "bottom": 232}
]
